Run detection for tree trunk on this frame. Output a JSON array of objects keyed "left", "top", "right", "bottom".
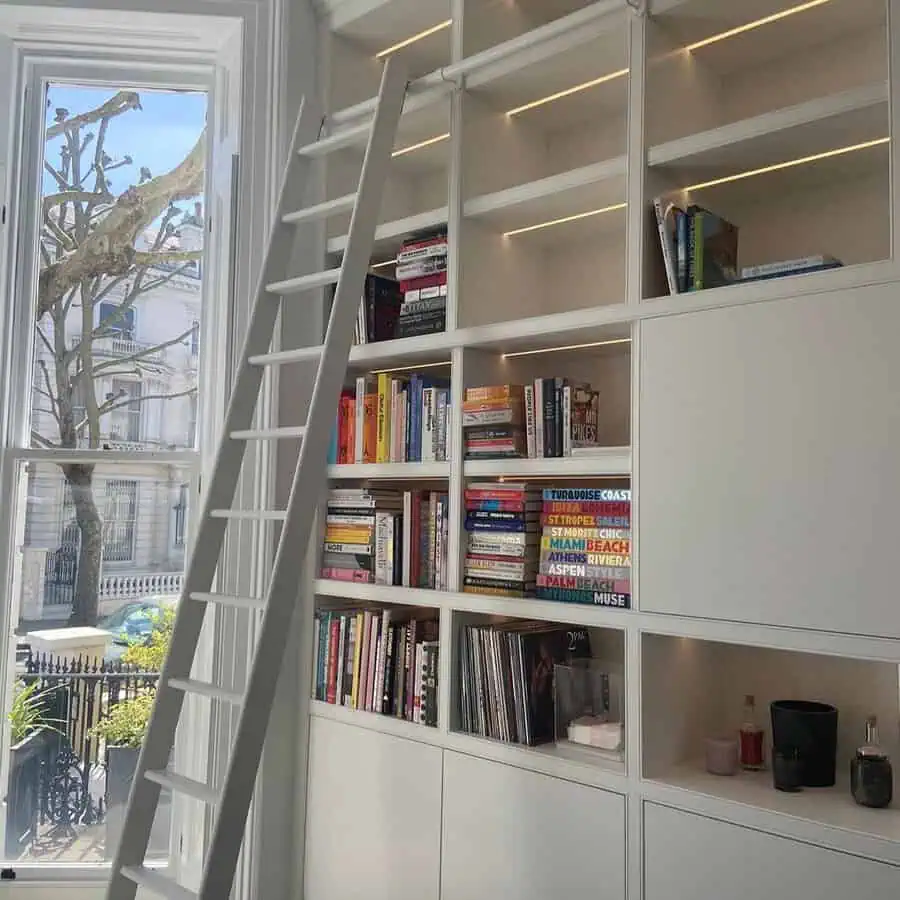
[{"left": 63, "top": 463, "right": 103, "bottom": 626}]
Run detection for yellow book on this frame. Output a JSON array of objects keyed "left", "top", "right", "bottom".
[
  {"left": 325, "top": 528, "right": 373, "bottom": 542},
  {"left": 350, "top": 611, "right": 365, "bottom": 708},
  {"left": 376, "top": 373, "right": 391, "bottom": 463}
]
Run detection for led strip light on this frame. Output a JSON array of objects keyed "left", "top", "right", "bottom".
[
  {"left": 375, "top": 19, "right": 452, "bottom": 59},
  {"left": 502, "top": 338, "right": 631, "bottom": 359},
  {"left": 392, "top": 132, "right": 450, "bottom": 158}
]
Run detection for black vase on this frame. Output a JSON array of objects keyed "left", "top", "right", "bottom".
[{"left": 770, "top": 700, "right": 838, "bottom": 788}]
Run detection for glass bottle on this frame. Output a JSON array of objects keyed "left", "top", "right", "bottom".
[
  {"left": 739, "top": 694, "right": 765, "bottom": 770},
  {"left": 851, "top": 715, "right": 893, "bottom": 808}
]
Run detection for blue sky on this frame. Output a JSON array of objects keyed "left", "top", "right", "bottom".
[{"left": 43, "top": 84, "right": 207, "bottom": 205}]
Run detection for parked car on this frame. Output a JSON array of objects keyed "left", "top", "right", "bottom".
[{"left": 98, "top": 597, "right": 175, "bottom": 661}]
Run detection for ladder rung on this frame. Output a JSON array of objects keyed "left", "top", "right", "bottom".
[
  {"left": 168, "top": 678, "right": 243, "bottom": 705},
  {"left": 298, "top": 121, "right": 371, "bottom": 157},
  {"left": 210, "top": 509, "right": 287, "bottom": 522},
  {"left": 145, "top": 768, "right": 219, "bottom": 805},
  {"left": 190, "top": 591, "right": 267, "bottom": 612},
  {"left": 266, "top": 268, "right": 341, "bottom": 295},
  {"left": 121, "top": 866, "right": 197, "bottom": 900},
  {"left": 248, "top": 346, "right": 324, "bottom": 367},
  {"left": 283, "top": 193, "right": 357, "bottom": 225},
  {"left": 230, "top": 426, "right": 306, "bottom": 441}
]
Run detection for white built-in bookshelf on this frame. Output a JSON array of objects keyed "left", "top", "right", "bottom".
[{"left": 295, "top": 1, "right": 900, "bottom": 898}]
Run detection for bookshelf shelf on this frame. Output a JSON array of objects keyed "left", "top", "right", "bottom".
[
  {"left": 642, "top": 766, "right": 900, "bottom": 867},
  {"left": 327, "top": 462, "right": 451, "bottom": 480},
  {"left": 314, "top": 579, "right": 447, "bottom": 607},
  {"left": 310, "top": 699, "right": 444, "bottom": 746},
  {"left": 648, "top": 83, "right": 888, "bottom": 176},
  {"left": 451, "top": 589, "right": 632, "bottom": 630},
  {"left": 463, "top": 158, "right": 627, "bottom": 241},
  {"left": 328, "top": 207, "right": 449, "bottom": 257},
  {"left": 463, "top": 448, "right": 631, "bottom": 479}
]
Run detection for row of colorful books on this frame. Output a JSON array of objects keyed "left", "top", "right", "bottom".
[
  {"left": 458, "top": 621, "right": 591, "bottom": 745},
  {"left": 536, "top": 487, "right": 631, "bottom": 608},
  {"left": 654, "top": 198, "right": 842, "bottom": 295},
  {"left": 462, "top": 383, "right": 606, "bottom": 459},
  {"left": 463, "top": 481, "right": 538, "bottom": 598},
  {"left": 328, "top": 373, "right": 451, "bottom": 465},
  {"left": 313, "top": 607, "right": 439, "bottom": 726},
  {"left": 320, "top": 488, "right": 450, "bottom": 589}
]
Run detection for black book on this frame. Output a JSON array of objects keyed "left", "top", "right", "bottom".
[
  {"left": 363, "top": 274, "right": 402, "bottom": 342},
  {"left": 542, "top": 377, "right": 556, "bottom": 458},
  {"left": 397, "top": 318, "right": 446, "bottom": 339}
]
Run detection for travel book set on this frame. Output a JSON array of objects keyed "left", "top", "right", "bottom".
[
  {"left": 353, "top": 228, "right": 448, "bottom": 344},
  {"left": 653, "top": 197, "right": 842, "bottom": 294},
  {"left": 313, "top": 607, "right": 439, "bottom": 727},
  {"left": 463, "top": 383, "right": 607, "bottom": 460}
]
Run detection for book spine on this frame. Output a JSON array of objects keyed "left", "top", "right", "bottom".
[
  {"left": 741, "top": 255, "right": 836, "bottom": 278},
  {"left": 357, "top": 611, "right": 372, "bottom": 709},
  {"left": 654, "top": 197, "right": 678, "bottom": 295},
  {"left": 534, "top": 586, "right": 631, "bottom": 608},
  {"left": 422, "top": 388, "right": 436, "bottom": 461},
  {"left": 335, "top": 615, "right": 347, "bottom": 704},
  {"left": 563, "top": 384, "right": 571, "bottom": 457},
  {"left": 540, "top": 515, "right": 630, "bottom": 529},
  {"left": 382, "top": 624, "right": 396, "bottom": 713},
  {"left": 536, "top": 573, "right": 630, "bottom": 591},
  {"left": 408, "top": 375, "right": 420, "bottom": 462},
  {"left": 327, "top": 415, "right": 338, "bottom": 466},
  {"left": 315, "top": 612, "right": 329, "bottom": 700},
  {"left": 676, "top": 208, "right": 688, "bottom": 293},
  {"left": 687, "top": 209, "right": 696, "bottom": 291},
  {"left": 435, "top": 495, "right": 444, "bottom": 591},
  {"left": 413, "top": 642, "right": 424, "bottom": 724},
  {"left": 350, "top": 612, "right": 364, "bottom": 708},
  {"left": 542, "top": 488, "right": 631, "bottom": 501},
  {"left": 542, "top": 499, "right": 631, "bottom": 514},
  {"left": 405, "top": 620, "right": 417, "bottom": 719},
  {"left": 320, "top": 567, "right": 373, "bottom": 582},
  {"left": 693, "top": 210, "right": 704, "bottom": 291},
  {"left": 376, "top": 374, "right": 390, "bottom": 463},
  {"left": 326, "top": 616, "right": 340, "bottom": 704},
  {"left": 390, "top": 379, "right": 400, "bottom": 463},
  {"left": 541, "top": 377, "right": 554, "bottom": 458},
  {"left": 394, "top": 624, "right": 408, "bottom": 717},
  {"left": 354, "top": 377, "right": 364, "bottom": 463},
  {"left": 366, "top": 614, "right": 381, "bottom": 711},
  {"left": 402, "top": 492, "right": 412, "bottom": 586},
  {"left": 554, "top": 378, "right": 564, "bottom": 458},
  {"left": 523, "top": 384, "right": 535, "bottom": 458},
  {"left": 428, "top": 492, "right": 438, "bottom": 588},
  {"left": 534, "top": 379, "right": 544, "bottom": 458}
]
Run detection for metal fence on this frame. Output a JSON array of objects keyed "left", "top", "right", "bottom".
[{"left": 6, "top": 653, "right": 160, "bottom": 858}]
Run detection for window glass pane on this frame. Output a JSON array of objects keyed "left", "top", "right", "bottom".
[
  {"left": 32, "top": 83, "right": 207, "bottom": 452},
  {"left": 10, "top": 461, "right": 192, "bottom": 864}
]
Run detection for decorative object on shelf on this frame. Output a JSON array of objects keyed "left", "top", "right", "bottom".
[
  {"left": 704, "top": 737, "right": 739, "bottom": 776},
  {"left": 770, "top": 700, "right": 839, "bottom": 788},
  {"left": 536, "top": 487, "right": 631, "bottom": 608},
  {"left": 739, "top": 694, "right": 765, "bottom": 771},
  {"left": 554, "top": 659, "right": 624, "bottom": 760},
  {"left": 850, "top": 715, "right": 893, "bottom": 809},
  {"left": 772, "top": 747, "right": 803, "bottom": 793}
]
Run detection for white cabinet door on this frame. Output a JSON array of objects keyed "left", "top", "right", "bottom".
[
  {"left": 304, "top": 718, "right": 442, "bottom": 900},
  {"left": 644, "top": 803, "right": 900, "bottom": 900},
  {"left": 441, "top": 752, "right": 626, "bottom": 900},
  {"left": 639, "top": 283, "right": 900, "bottom": 637}
]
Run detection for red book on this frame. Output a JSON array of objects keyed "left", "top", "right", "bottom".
[
  {"left": 541, "top": 501, "right": 631, "bottom": 516},
  {"left": 320, "top": 567, "right": 373, "bottom": 583},
  {"left": 325, "top": 617, "right": 341, "bottom": 704},
  {"left": 465, "top": 489, "right": 531, "bottom": 502},
  {"left": 466, "top": 500, "right": 534, "bottom": 512},
  {"left": 399, "top": 272, "right": 448, "bottom": 292}
]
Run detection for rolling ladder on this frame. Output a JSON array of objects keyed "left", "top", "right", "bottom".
[{"left": 106, "top": 57, "right": 408, "bottom": 900}]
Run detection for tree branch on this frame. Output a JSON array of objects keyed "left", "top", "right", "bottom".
[
  {"left": 45, "top": 91, "right": 141, "bottom": 140},
  {"left": 93, "top": 326, "right": 194, "bottom": 373},
  {"left": 30, "top": 430, "right": 59, "bottom": 449},
  {"left": 132, "top": 249, "right": 202, "bottom": 268},
  {"left": 96, "top": 387, "right": 197, "bottom": 418},
  {"left": 43, "top": 190, "right": 110, "bottom": 215}
]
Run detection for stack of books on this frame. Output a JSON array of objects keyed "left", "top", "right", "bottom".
[
  {"left": 458, "top": 621, "right": 591, "bottom": 745},
  {"left": 463, "top": 481, "right": 539, "bottom": 597},
  {"left": 314, "top": 606, "right": 439, "bottom": 726},
  {"left": 320, "top": 488, "right": 450, "bottom": 588},
  {"left": 354, "top": 274, "right": 403, "bottom": 344},
  {"left": 463, "top": 385, "right": 526, "bottom": 460},
  {"left": 653, "top": 198, "right": 739, "bottom": 294},
  {"left": 329, "top": 371, "right": 451, "bottom": 464},
  {"left": 536, "top": 487, "right": 631, "bottom": 608},
  {"left": 396, "top": 228, "right": 447, "bottom": 338},
  {"left": 321, "top": 488, "right": 403, "bottom": 584},
  {"left": 523, "top": 379, "right": 604, "bottom": 458}
]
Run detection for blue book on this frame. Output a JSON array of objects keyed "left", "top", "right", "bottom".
[
  {"left": 409, "top": 374, "right": 422, "bottom": 462},
  {"left": 326, "top": 415, "right": 338, "bottom": 465}
]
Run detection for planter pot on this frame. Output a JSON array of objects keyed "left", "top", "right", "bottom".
[
  {"left": 105, "top": 745, "right": 171, "bottom": 860},
  {"left": 6, "top": 729, "right": 59, "bottom": 858}
]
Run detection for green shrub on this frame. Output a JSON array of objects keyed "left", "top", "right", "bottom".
[
  {"left": 122, "top": 606, "right": 175, "bottom": 671},
  {"left": 88, "top": 693, "right": 155, "bottom": 748},
  {"left": 8, "top": 680, "right": 64, "bottom": 745}
]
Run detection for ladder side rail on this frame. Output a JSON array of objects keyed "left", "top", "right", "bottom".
[
  {"left": 197, "top": 57, "right": 408, "bottom": 900},
  {"left": 106, "top": 96, "right": 324, "bottom": 900}
]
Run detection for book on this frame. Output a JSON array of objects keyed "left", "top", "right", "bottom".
[
  {"left": 740, "top": 255, "right": 841, "bottom": 280},
  {"left": 653, "top": 197, "right": 680, "bottom": 295},
  {"left": 354, "top": 274, "right": 403, "bottom": 345},
  {"left": 688, "top": 205, "right": 739, "bottom": 291}
]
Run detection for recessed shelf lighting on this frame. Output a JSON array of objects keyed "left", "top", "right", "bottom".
[
  {"left": 685, "top": 0, "right": 834, "bottom": 53},
  {"left": 683, "top": 137, "right": 890, "bottom": 193},
  {"left": 375, "top": 19, "right": 453, "bottom": 59},
  {"left": 371, "top": 361, "right": 453, "bottom": 375},
  {"left": 370, "top": 258, "right": 398, "bottom": 270},
  {"left": 502, "top": 338, "right": 631, "bottom": 359},
  {"left": 505, "top": 68, "right": 630, "bottom": 118},
  {"left": 392, "top": 132, "right": 450, "bottom": 158},
  {"left": 503, "top": 202, "right": 627, "bottom": 238}
]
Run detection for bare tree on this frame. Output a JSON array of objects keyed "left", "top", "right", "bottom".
[{"left": 34, "top": 90, "right": 205, "bottom": 626}]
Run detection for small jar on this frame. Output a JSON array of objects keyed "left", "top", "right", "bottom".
[{"left": 851, "top": 715, "right": 893, "bottom": 809}]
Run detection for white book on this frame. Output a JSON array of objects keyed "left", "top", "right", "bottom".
[
  {"left": 741, "top": 255, "right": 838, "bottom": 279},
  {"left": 402, "top": 491, "right": 412, "bottom": 587},
  {"left": 653, "top": 196, "right": 678, "bottom": 295},
  {"left": 534, "top": 378, "right": 544, "bottom": 459},
  {"left": 374, "top": 511, "right": 393, "bottom": 585},
  {"left": 354, "top": 376, "right": 365, "bottom": 463},
  {"left": 335, "top": 615, "right": 347, "bottom": 705},
  {"left": 421, "top": 388, "right": 436, "bottom": 461}
]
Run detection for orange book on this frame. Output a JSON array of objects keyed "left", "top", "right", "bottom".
[
  {"left": 464, "top": 384, "right": 524, "bottom": 403},
  {"left": 363, "top": 393, "right": 378, "bottom": 463}
]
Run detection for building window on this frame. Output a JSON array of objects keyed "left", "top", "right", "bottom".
[
  {"left": 174, "top": 483, "right": 189, "bottom": 547},
  {"left": 110, "top": 379, "right": 142, "bottom": 442},
  {"left": 103, "top": 479, "right": 138, "bottom": 562},
  {"left": 98, "top": 301, "right": 136, "bottom": 339}
]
